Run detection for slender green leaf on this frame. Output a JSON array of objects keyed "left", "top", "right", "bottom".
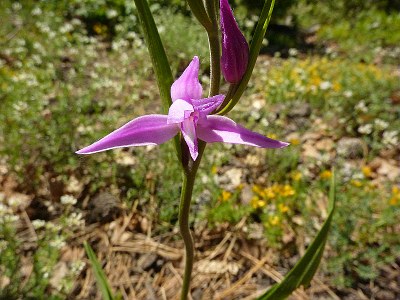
[
  {"left": 133, "top": 0, "right": 181, "bottom": 159},
  {"left": 187, "top": 0, "right": 212, "bottom": 31},
  {"left": 133, "top": 0, "right": 173, "bottom": 113},
  {"left": 84, "top": 241, "right": 114, "bottom": 300},
  {"left": 257, "top": 170, "right": 336, "bottom": 300},
  {"left": 218, "top": 0, "right": 275, "bottom": 115}
]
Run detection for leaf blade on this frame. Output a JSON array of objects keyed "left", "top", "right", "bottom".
[
  {"left": 133, "top": 0, "right": 181, "bottom": 158},
  {"left": 84, "top": 241, "right": 114, "bottom": 300},
  {"left": 257, "top": 170, "right": 336, "bottom": 300}
]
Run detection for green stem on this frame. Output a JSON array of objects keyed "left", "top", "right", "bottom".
[
  {"left": 205, "top": 0, "right": 221, "bottom": 97},
  {"left": 179, "top": 2, "right": 220, "bottom": 298},
  {"left": 178, "top": 142, "right": 206, "bottom": 300},
  {"left": 215, "top": 84, "right": 238, "bottom": 113}
]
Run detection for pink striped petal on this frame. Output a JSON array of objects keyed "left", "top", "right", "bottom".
[
  {"left": 197, "top": 115, "right": 289, "bottom": 148},
  {"left": 181, "top": 118, "right": 198, "bottom": 160},
  {"left": 171, "top": 56, "right": 203, "bottom": 102},
  {"left": 76, "top": 115, "right": 179, "bottom": 154},
  {"left": 191, "top": 95, "right": 225, "bottom": 117}
]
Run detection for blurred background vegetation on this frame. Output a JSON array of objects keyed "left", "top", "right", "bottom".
[{"left": 0, "top": 0, "right": 399, "bottom": 299}]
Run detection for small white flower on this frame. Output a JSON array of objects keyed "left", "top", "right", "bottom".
[
  {"left": 0, "top": 215, "right": 19, "bottom": 224},
  {"left": 59, "top": 23, "right": 73, "bottom": 34},
  {"left": 319, "top": 81, "right": 332, "bottom": 90},
  {"left": 355, "top": 101, "right": 368, "bottom": 113},
  {"left": 49, "top": 236, "right": 66, "bottom": 249},
  {"left": 66, "top": 212, "right": 84, "bottom": 227},
  {"left": 106, "top": 9, "right": 118, "bottom": 18},
  {"left": 60, "top": 195, "right": 77, "bottom": 206},
  {"left": 31, "top": 7, "right": 42, "bottom": 16},
  {"left": 343, "top": 90, "right": 353, "bottom": 98},
  {"left": 32, "top": 219, "right": 46, "bottom": 229},
  {"left": 382, "top": 131, "right": 399, "bottom": 146},
  {"left": 358, "top": 124, "right": 373, "bottom": 135},
  {"left": 0, "top": 240, "right": 8, "bottom": 251},
  {"left": 0, "top": 203, "right": 10, "bottom": 215},
  {"left": 374, "top": 119, "right": 389, "bottom": 130},
  {"left": 288, "top": 48, "right": 298, "bottom": 57},
  {"left": 12, "top": 2, "right": 22, "bottom": 11},
  {"left": 71, "top": 260, "right": 86, "bottom": 274}
]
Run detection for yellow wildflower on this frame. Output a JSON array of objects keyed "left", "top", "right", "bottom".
[
  {"left": 333, "top": 82, "right": 342, "bottom": 92},
  {"left": 269, "top": 215, "right": 280, "bottom": 226},
  {"left": 390, "top": 186, "right": 400, "bottom": 205},
  {"left": 389, "top": 197, "right": 399, "bottom": 206},
  {"left": 278, "top": 203, "right": 289, "bottom": 213},
  {"left": 267, "top": 133, "right": 278, "bottom": 140},
  {"left": 220, "top": 190, "right": 231, "bottom": 202},
  {"left": 252, "top": 185, "right": 263, "bottom": 195},
  {"left": 362, "top": 166, "right": 373, "bottom": 178},
  {"left": 350, "top": 180, "right": 363, "bottom": 187},
  {"left": 93, "top": 23, "right": 107, "bottom": 35},
  {"left": 291, "top": 171, "right": 302, "bottom": 182},
  {"left": 280, "top": 185, "right": 295, "bottom": 197},
  {"left": 392, "top": 186, "right": 399, "bottom": 195},
  {"left": 320, "top": 170, "right": 332, "bottom": 180},
  {"left": 211, "top": 165, "right": 218, "bottom": 174},
  {"left": 264, "top": 187, "right": 276, "bottom": 199},
  {"left": 289, "top": 138, "right": 300, "bottom": 146},
  {"left": 251, "top": 196, "right": 266, "bottom": 209}
]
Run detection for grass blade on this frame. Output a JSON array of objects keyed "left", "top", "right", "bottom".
[
  {"left": 257, "top": 170, "right": 336, "bottom": 299},
  {"left": 133, "top": 0, "right": 181, "bottom": 158},
  {"left": 84, "top": 241, "right": 114, "bottom": 300},
  {"left": 133, "top": 0, "right": 173, "bottom": 113}
]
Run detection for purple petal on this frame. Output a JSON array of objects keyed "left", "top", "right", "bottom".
[
  {"left": 197, "top": 115, "right": 289, "bottom": 148},
  {"left": 167, "top": 99, "right": 194, "bottom": 124},
  {"left": 76, "top": 115, "right": 179, "bottom": 154},
  {"left": 180, "top": 118, "right": 198, "bottom": 160},
  {"left": 191, "top": 95, "right": 225, "bottom": 117},
  {"left": 171, "top": 56, "right": 203, "bottom": 102}
]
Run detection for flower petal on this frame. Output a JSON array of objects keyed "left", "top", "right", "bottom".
[
  {"left": 171, "top": 56, "right": 203, "bottom": 102},
  {"left": 197, "top": 115, "right": 289, "bottom": 148},
  {"left": 76, "top": 115, "right": 179, "bottom": 154},
  {"left": 191, "top": 95, "right": 225, "bottom": 117},
  {"left": 167, "top": 99, "right": 194, "bottom": 124},
  {"left": 181, "top": 118, "right": 198, "bottom": 160}
]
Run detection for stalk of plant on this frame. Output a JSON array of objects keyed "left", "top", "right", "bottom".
[{"left": 76, "top": 1, "right": 288, "bottom": 299}]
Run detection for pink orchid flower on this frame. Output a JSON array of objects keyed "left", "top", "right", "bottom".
[{"left": 76, "top": 56, "right": 288, "bottom": 160}]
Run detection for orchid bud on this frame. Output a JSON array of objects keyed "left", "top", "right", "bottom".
[{"left": 220, "top": 0, "right": 249, "bottom": 84}]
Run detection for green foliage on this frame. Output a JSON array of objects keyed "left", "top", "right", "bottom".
[
  {"left": 0, "top": 203, "right": 85, "bottom": 298},
  {"left": 258, "top": 172, "right": 336, "bottom": 299},
  {"left": 294, "top": 2, "right": 400, "bottom": 63},
  {"left": 84, "top": 242, "right": 116, "bottom": 300},
  {"left": 1, "top": 0, "right": 399, "bottom": 298}
]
